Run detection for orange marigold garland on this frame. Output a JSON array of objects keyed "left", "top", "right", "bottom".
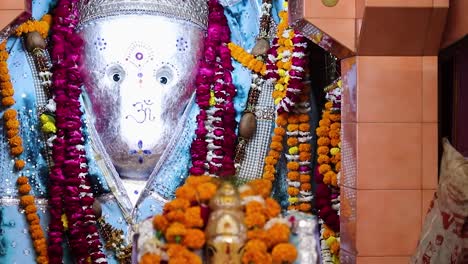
[
  {"left": 239, "top": 180, "right": 297, "bottom": 264},
  {"left": 1, "top": 39, "right": 49, "bottom": 264},
  {"left": 315, "top": 79, "right": 342, "bottom": 264},
  {"left": 228, "top": 42, "right": 266, "bottom": 75}
]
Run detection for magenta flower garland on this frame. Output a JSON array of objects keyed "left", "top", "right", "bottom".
[
  {"left": 265, "top": 31, "right": 308, "bottom": 114},
  {"left": 48, "top": 1, "right": 107, "bottom": 263},
  {"left": 190, "top": 0, "right": 236, "bottom": 177}
]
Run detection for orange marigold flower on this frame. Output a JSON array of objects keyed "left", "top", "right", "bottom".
[
  {"left": 267, "top": 223, "right": 290, "bottom": 246},
  {"left": 247, "top": 229, "right": 269, "bottom": 242},
  {"left": 287, "top": 115, "right": 299, "bottom": 124},
  {"left": 329, "top": 113, "right": 341, "bottom": 122},
  {"left": 270, "top": 141, "right": 283, "bottom": 152},
  {"left": 331, "top": 138, "right": 340, "bottom": 147},
  {"left": 248, "top": 179, "right": 272, "bottom": 198},
  {"left": 0, "top": 86, "right": 14, "bottom": 97},
  {"left": 268, "top": 150, "right": 280, "bottom": 159},
  {"left": 6, "top": 129, "right": 19, "bottom": 138},
  {"left": 164, "top": 198, "right": 190, "bottom": 212},
  {"left": 317, "top": 137, "right": 330, "bottom": 147},
  {"left": 245, "top": 212, "right": 266, "bottom": 229},
  {"left": 27, "top": 213, "right": 39, "bottom": 223},
  {"left": 287, "top": 124, "right": 298, "bottom": 132},
  {"left": 323, "top": 171, "right": 336, "bottom": 185},
  {"left": 20, "top": 195, "right": 34, "bottom": 207},
  {"left": 317, "top": 146, "right": 329, "bottom": 155},
  {"left": 273, "top": 127, "right": 286, "bottom": 136},
  {"left": 165, "top": 222, "right": 187, "bottom": 243},
  {"left": 246, "top": 201, "right": 264, "bottom": 215},
  {"left": 185, "top": 175, "right": 212, "bottom": 187},
  {"left": 272, "top": 136, "right": 283, "bottom": 143},
  {"left": 166, "top": 210, "right": 185, "bottom": 223},
  {"left": 299, "top": 152, "right": 311, "bottom": 162},
  {"left": 3, "top": 109, "right": 17, "bottom": 120},
  {"left": 329, "top": 129, "right": 340, "bottom": 139},
  {"left": 153, "top": 215, "right": 169, "bottom": 232},
  {"left": 286, "top": 137, "right": 298, "bottom": 146},
  {"left": 182, "top": 228, "right": 205, "bottom": 249},
  {"left": 287, "top": 187, "right": 299, "bottom": 196},
  {"left": 25, "top": 204, "right": 37, "bottom": 214},
  {"left": 299, "top": 175, "right": 311, "bottom": 183},
  {"left": 276, "top": 113, "right": 288, "bottom": 126},
  {"left": 264, "top": 197, "right": 281, "bottom": 218},
  {"left": 18, "top": 183, "right": 31, "bottom": 195},
  {"left": 301, "top": 183, "right": 312, "bottom": 191},
  {"left": 240, "top": 188, "right": 256, "bottom": 198},
  {"left": 17, "top": 176, "right": 28, "bottom": 185},
  {"left": 9, "top": 135, "right": 22, "bottom": 147},
  {"left": 287, "top": 171, "right": 299, "bottom": 181},
  {"left": 184, "top": 206, "right": 203, "bottom": 228},
  {"left": 318, "top": 164, "right": 331, "bottom": 174},
  {"left": 298, "top": 114, "right": 309, "bottom": 123},
  {"left": 15, "top": 159, "right": 26, "bottom": 170},
  {"left": 325, "top": 102, "right": 333, "bottom": 110},
  {"left": 299, "top": 203, "right": 312, "bottom": 212},
  {"left": 262, "top": 172, "right": 275, "bottom": 181},
  {"left": 1, "top": 96, "right": 15, "bottom": 107},
  {"left": 36, "top": 256, "right": 48, "bottom": 264},
  {"left": 317, "top": 155, "right": 329, "bottom": 165},
  {"left": 335, "top": 161, "right": 342, "bottom": 172},
  {"left": 31, "top": 227, "right": 44, "bottom": 240},
  {"left": 245, "top": 239, "right": 268, "bottom": 253},
  {"left": 316, "top": 126, "right": 329, "bottom": 137},
  {"left": 322, "top": 225, "right": 336, "bottom": 239},
  {"left": 264, "top": 156, "right": 277, "bottom": 165},
  {"left": 286, "top": 162, "right": 299, "bottom": 171},
  {"left": 288, "top": 205, "right": 298, "bottom": 211},
  {"left": 298, "top": 143, "right": 311, "bottom": 152},
  {"left": 175, "top": 185, "right": 197, "bottom": 202},
  {"left": 5, "top": 119, "right": 19, "bottom": 130},
  {"left": 140, "top": 253, "right": 161, "bottom": 264},
  {"left": 271, "top": 243, "right": 298, "bottom": 264},
  {"left": 299, "top": 123, "right": 310, "bottom": 132},
  {"left": 196, "top": 182, "right": 217, "bottom": 201},
  {"left": 330, "top": 122, "right": 341, "bottom": 130},
  {"left": 319, "top": 119, "right": 331, "bottom": 127},
  {"left": 242, "top": 250, "right": 272, "bottom": 264}
]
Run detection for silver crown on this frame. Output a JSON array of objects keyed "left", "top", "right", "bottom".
[{"left": 78, "top": 0, "right": 208, "bottom": 29}]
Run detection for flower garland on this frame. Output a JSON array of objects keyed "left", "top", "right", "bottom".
[
  {"left": 143, "top": 175, "right": 217, "bottom": 263},
  {"left": 285, "top": 92, "right": 314, "bottom": 213},
  {"left": 239, "top": 179, "right": 298, "bottom": 264},
  {"left": 189, "top": 0, "right": 236, "bottom": 178},
  {"left": 48, "top": 1, "right": 106, "bottom": 263},
  {"left": 261, "top": 3, "right": 311, "bottom": 214},
  {"left": 315, "top": 82, "right": 342, "bottom": 263},
  {"left": 15, "top": 15, "right": 52, "bottom": 39},
  {"left": 264, "top": 3, "right": 307, "bottom": 114},
  {"left": 1, "top": 40, "right": 49, "bottom": 264},
  {"left": 228, "top": 42, "right": 266, "bottom": 75}
]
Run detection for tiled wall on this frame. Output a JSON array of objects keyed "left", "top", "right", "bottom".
[{"left": 341, "top": 56, "right": 439, "bottom": 263}]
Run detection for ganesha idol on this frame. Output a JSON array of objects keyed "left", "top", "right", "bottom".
[{"left": 0, "top": 0, "right": 321, "bottom": 263}]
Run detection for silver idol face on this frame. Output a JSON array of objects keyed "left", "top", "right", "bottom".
[{"left": 80, "top": 16, "right": 204, "bottom": 179}]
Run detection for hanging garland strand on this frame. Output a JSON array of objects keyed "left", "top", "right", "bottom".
[
  {"left": 48, "top": 1, "right": 107, "bottom": 263},
  {"left": 1, "top": 17, "right": 51, "bottom": 263}
]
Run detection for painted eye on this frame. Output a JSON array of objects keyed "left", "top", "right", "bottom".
[
  {"left": 159, "top": 76, "right": 169, "bottom": 85},
  {"left": 107, "top": 64, "right": 125, "bottom": 83},
  {"left": 113, "top": 73, "right": 121, "bottom": 82},
  {"left": 154, "top": 65, "right": 176, "bottom": 86}
]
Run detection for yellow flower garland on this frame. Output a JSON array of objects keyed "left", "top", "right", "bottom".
[{"left": 228, "top": 42, "right": 266, "bottom": 75}]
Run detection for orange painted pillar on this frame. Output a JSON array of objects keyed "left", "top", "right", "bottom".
[{"left": 291, "top": 0, "right": 447, "bottom": 263}]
